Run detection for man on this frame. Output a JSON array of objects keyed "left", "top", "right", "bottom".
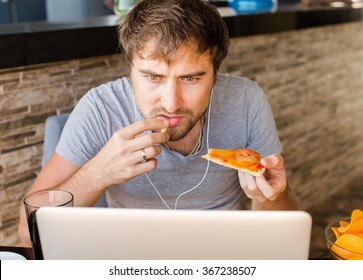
[{"left": 19, "top": 0, "right": 298, "bottom": 246}]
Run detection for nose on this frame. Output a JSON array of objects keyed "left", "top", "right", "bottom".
[{"left": 161, "top": 80, "right": 182, "bottom": 113}]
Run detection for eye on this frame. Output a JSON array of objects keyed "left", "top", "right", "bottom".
[
  {"left": 182, "top": 77, "right": 199, "bottom": 82},
  {"left": 149, "top": 75, "right": 158, "bottom": 81},
  {"left": 143, "top": 74, "right": 162, "bottom": 82}
]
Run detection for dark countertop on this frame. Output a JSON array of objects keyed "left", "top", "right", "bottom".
[{"left": 0, "top": 4, "right": 362, "bottom": 70}]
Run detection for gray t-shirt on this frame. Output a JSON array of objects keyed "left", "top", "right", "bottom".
[{"left": 56, "top": 73, "right": 282, "bottom": 210}]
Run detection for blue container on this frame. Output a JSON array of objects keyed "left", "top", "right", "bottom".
[{"left": 229, "top": 0, "right": 277, "bottom": 14}]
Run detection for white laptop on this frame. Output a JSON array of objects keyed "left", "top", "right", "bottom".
[{"left": 36, "top": 207, "right": 312, "bottom": 260}]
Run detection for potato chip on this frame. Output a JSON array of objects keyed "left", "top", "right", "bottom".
[
  {"left": 340, "top": 220, "right": 349, "bottom": 227},
  {"left": 335, "top": 234, "right": 363, "bottom": 254},
  {"left": 350, "top": 209, "right": 363, "bottom": 224},
  {"left": 331, "top": 226, "right": 342, "bottom": 240},
  {"left": 330, "top": 209, "right": 363, "bottom": 259},
  {"left": 346, "top": 219, "right": 363, "bottom": 235},
  {"left": 337, "top": 210, "right": 363, "bottom": 234},
  {"left": 332, "top": 234, "right": 363, "bottom": 259}
]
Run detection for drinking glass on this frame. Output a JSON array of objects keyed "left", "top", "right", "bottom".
[{"left": 23, "top": 190, "right": 74, "bottom": 260}]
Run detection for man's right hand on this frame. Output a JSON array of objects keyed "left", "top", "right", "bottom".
[{"left": 80, "top": 118, "right": 169, "bottom": 189}]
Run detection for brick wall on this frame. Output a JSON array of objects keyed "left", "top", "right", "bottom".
[
  {"left": 1, "top": 22, "right": 363, "bottom": 256},
  {"left": 0, "top": 56, "right": 129, "bottom": 245}
]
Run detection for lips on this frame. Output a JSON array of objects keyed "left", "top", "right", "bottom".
[{"left": 157, "top": 115, "right": 183, "bottom": 127}]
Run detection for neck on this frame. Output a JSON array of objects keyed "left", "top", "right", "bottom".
[{"left": 165, "top": 116, "right": 204, "bottom": 156}]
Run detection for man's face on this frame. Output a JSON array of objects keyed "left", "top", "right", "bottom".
[{"left": 130, "top": 44, "right": 215, "bottom": 141}]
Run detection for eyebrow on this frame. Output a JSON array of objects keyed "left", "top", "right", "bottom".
[
  {"left": 138, "top": 69, "right": 206, "bottom": 78},
  {"left": 139, "top": 69, "right": 162, "bottom": 76},
  {"left": 180, "top": 71, "right": 206, "bottom": 79}
]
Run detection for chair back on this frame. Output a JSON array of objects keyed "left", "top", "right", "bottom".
[
  {"left": 43, "top": 114, "right": 70, "bottom": 167},
  {"left": 43, "top": 114, "right": 107, "bottom": 207}
]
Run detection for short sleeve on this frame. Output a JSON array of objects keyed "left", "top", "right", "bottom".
[
  {"left": 55, "top": 91, "right": 108, "bottom": 167},
  {"left": 246, "top": 85, "right": 282, "bottom": 157}
]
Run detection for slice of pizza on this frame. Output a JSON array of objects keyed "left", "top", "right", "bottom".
[{"left": 202, "top": 148, "right": 265, "bottom": 177}]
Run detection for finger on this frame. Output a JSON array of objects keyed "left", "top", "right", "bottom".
[
  {"left": 260, "top": 153, "right": 284, "bottom": 169},
  {"left": 134, "top": 145, "right": 162, "bottom": 164},
  {"left": 144, "top": 145, "right": 162, "bottom": 161},
  {"left": 129, "top": 131, "right": 168, "bottom": 153},
  {"left": 243, "top": 172, "right": 259, "bottom": 193},
  {"left": 255, "top": 175, "right": 278, "bottom": 200},
  {"left": 238, "top": 170, "right": 247, "bottom": 188},
  {"left": 119, "top": 119, "right": 169, "bottom": 140},
  {"left": 238, "top": 171, "right": 265, "bottom": 200},
  {"left": 134, "top": 158, "right": 159, "bottom": 174},
  {"left": 120, "top": 157, "right": 159, "bottom": 181},
  {"left": 140, "top": 148, "right": 147, "bottom": 163}
]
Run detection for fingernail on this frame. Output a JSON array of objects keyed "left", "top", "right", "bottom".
[{"left": 162, "top": 120, "right": 169, "bottom": 126}]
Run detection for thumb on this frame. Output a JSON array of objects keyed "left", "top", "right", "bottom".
[{"left": 260, "top": 154, "right": 284, "bottom": 169}]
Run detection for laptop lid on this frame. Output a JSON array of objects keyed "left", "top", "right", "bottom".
[{"left": 36, "top": 207, "right": 312, "bottom": 260}]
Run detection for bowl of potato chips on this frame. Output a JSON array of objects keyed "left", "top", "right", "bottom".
[{"left": 325, "top": 209, "right": 363, "bottom": 260}]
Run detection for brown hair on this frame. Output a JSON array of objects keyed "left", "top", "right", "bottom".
[{"left": 118, "top": 0, "right": 229, "bottom": 73}]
